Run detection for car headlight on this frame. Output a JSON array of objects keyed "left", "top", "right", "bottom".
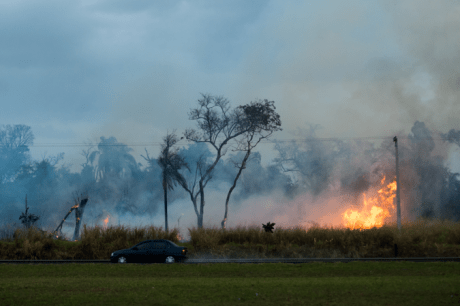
[{"left": 111, "top": 252, "right": 114, "bottom": 257}]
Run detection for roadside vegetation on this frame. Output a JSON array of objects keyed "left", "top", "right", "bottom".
[{"left": 1, "top": 217, "right": 459, "bottom": 260}]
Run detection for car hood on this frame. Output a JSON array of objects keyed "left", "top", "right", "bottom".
[{"left": 111, "top": 248, "right": 130, "bottom": 256}]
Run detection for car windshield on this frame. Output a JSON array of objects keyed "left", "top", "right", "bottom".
[{"left": 131, "top": 240, "right": 180, "bottom": 249}]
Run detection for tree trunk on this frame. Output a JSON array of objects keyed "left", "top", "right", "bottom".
[
  {"left": 54, "top": 207, "right": 76, "bottom": 238},
  {"left": 72, "top": 198, "right": 88, "bottom": 241},
  {"left": 198, "top": 180, "right": 205, "bottom": 228},
  {"left": 164, "top": 183, "right": 169, "bottom": 233},
  {"left": 221, "top": 149, "right": 251, "bottom": 229}
]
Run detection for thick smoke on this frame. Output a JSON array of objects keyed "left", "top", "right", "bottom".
[{"left": 1, "top": 120, "right": 460, "bottom": 242}]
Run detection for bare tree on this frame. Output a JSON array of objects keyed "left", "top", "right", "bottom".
[
  {"left": 143, "top": 131, "right": 188, "bottom": 233},
  {"left": 183, "top": 94, "right": 281, "bottom": 228},
  {"left": 221, "top": 99, "right": 282, "bottom": 229},
  {"left": 174, "top": 153, "right": 214, "bottom": 229}
]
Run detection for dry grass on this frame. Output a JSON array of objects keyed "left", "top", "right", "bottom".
[
  {"left": 187, "top": 217, "right": 460, "bottom": 259},
  {"left": 1, "top": 217, "right": 459, "bottom": 260}
]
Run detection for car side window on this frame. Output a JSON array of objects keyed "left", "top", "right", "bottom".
[
  {"left": 157, "top": 242, "right": 167, "bottom": 249},
  {"left": 141, "top": 241, "right": 169, "bottom": 249},
  {"left": 136, "top": 243, "right": 148, "bottom": 250},
  {"left": 145, "top": 242, "right": 156, "bottom": 249},
  {"left": 143, "top": 242, "right": 158, "bottom": 249},
  {"left": 148, "top": 242, "right": 167, "bottom": 249}
]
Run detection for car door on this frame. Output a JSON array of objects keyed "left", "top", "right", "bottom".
[
  {"left": 127, "top": 243, "right": 145, "bottom": 262},
  {"left": 139, "top": 241, "right": 157, "bottom": 263},
  {"left": 132, "top": 242, "right": 150, "bottom": 263},
  {"left": 156, "top": 242, "right": 168, "bottom": 262},
  {"left": 145, "top": 241, "right": 168, "bottom": 263}
]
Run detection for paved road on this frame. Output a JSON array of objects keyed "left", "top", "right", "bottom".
[{"left": 0, "top": 257, "right": 459, "bottom": 264}]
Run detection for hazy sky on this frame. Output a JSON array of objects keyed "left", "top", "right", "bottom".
[{"left": 1, "top": 0, "right": 459, "bottom": 171}]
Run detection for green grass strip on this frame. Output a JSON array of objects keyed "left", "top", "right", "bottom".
[{"left": 0, "top": 262, "right": 459, "bottom": 305}]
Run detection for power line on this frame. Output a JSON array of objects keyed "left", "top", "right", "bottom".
[{"left": 0, "top": 136, "right": 454, "bottom": 148}]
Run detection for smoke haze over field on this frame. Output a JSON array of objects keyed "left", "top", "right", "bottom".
[{"left": 1, "top": 1, "right": 460, "bottom": 240}]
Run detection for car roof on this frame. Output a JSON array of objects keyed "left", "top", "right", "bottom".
[{"left": 135, "top": 239, "right": 173, "bottom": 245}]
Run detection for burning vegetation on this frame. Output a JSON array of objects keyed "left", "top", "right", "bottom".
[
  {"left": 53, "top": 195, "right": 89, "bottom": 241},
  {"left": 342, "top": 176, "right": 397, "bottom": 230},
  {"left": 0, "top": 111, "right": 459, "bottom": 246}
]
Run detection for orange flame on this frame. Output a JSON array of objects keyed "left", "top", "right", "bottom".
[
  {"left": 342, "top": 176, "right": 397, "bottom": 230},
  {"left": 103, "top": 216, "right": 109, "bottom": 228}
]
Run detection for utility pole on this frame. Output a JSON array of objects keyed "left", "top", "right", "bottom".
[{"left": 393, "top": 136, "right": 402, "bottom": 231}]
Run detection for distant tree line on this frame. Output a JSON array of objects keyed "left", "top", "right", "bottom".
[{"left": 1, "top": 100, "right": 459, "bottom": 235}]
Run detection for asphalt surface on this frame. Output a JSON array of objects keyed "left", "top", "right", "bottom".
[{"left": 0, "top": 257, "right": 459, "bottom": 264}]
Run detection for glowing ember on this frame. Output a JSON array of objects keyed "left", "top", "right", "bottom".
[{"left": 342, "top": 176, "right": 397, "bottom": 230}]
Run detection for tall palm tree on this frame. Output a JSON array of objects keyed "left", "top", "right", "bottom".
[
  {"left": 93, "top": 136, "right": 138, "bottom": 181},
  {"left": 157, "top": 131, "right": 189, "bottom": 233}
]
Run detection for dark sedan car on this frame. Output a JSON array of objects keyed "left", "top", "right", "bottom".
[{"left": 110, "top": 239, "right": 188, "bottom": 264}]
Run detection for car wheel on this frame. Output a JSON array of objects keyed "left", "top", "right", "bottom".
[
  {"left": 118, "top": 256, "right": 127, "bottom": 263},
  {"left": 165, "top": 256, "right": 175, "bottom": 264}
]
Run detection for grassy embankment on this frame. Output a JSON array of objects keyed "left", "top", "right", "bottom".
[
  {"left": 1, "top": 219, "right": 459, "bottom": 305},
  {"left": 0, "top": 217, "right": 460, "bottom": 260},
  {"left": 0, "top": 261, "right": 459, "bottom": 305}
]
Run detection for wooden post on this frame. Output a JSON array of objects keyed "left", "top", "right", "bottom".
[
  {"left": 393, "top": 136, "right": 402, "bottom": 232},
  {"left": 25, "top": 195, "right": 29, "bottom": 228}
]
